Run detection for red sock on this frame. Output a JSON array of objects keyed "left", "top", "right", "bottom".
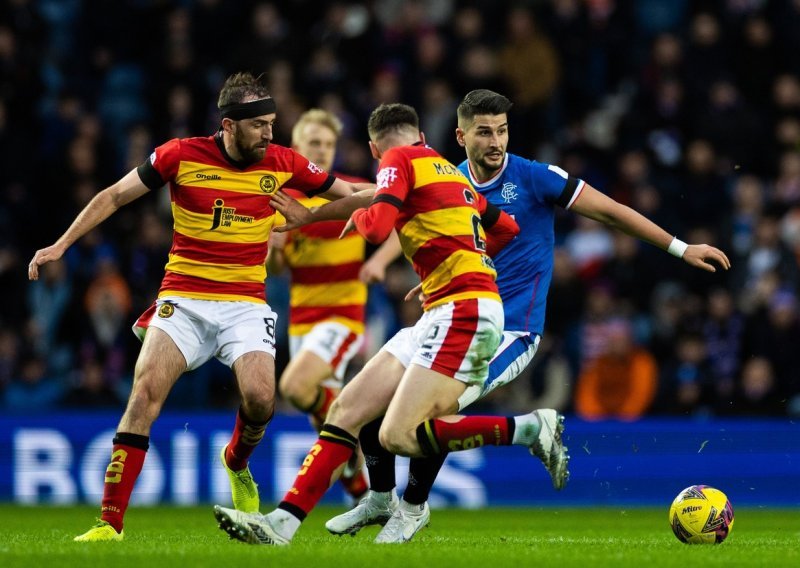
[
  {"left": 225, "top": 407, "right": 269, "bottom": 471},
  {"left": 279, "top": 424, "right": 357, "bottom": 520},
  {"left": 309, "top": 386, "right": 338, "bottom": 424},
  {"left": 416, "top": 416, "right": 513, "bottom": 454},
  {"left": 100, "top": 433, "right": 149, "bottom": 532}
]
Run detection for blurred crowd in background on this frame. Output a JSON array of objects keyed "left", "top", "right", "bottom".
[{"left": 2, "top": 0, "right": 800, "bottom": 419}]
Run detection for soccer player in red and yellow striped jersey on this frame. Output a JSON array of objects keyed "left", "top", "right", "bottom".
[
  {"left": 28, "top": 72, "right": 367, "bottom": 542},
  {"left": 212, "top": 105, "right": 565, "bottom": 547},
  {"left": 267, "top": 109, "right": 375, "bottom": 500}
]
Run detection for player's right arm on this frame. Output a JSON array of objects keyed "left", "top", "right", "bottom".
[{"left": 28, "top": 168, "right": 150, "bottom": 280}]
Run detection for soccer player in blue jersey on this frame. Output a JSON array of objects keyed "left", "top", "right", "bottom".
[{"left": 324, "top": 89, "right": 730, "bottom": 543}]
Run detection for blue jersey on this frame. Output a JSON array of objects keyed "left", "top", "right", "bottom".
[{"left": 458, "top": 153, "right": 584, "bottom": 335}]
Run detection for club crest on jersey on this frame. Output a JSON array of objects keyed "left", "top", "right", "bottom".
[
  {"left": 157, "top": 302, "right": 175, "bottom": 318},
  {"left": 259, "top": 174, "right": 278, "bottom": 194},
  {"left": 501, "top": 182, "right": 518, "bottom": 203},
  {"left": 210, "top": 198, "right": 255, "bottom": 230}
]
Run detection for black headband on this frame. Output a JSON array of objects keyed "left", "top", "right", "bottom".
[{"left": 220, "top": 98, "right": 277, "bottom": 120}]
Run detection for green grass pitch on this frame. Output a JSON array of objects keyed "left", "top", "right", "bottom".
[{"left": 1, "top": 504, "right": 798, "bottom": 567}]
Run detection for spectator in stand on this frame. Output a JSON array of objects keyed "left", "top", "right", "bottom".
[
  {"left": 2, "top": 353, "right": 64, "bottom": 413},
  {"left": 733, "top": 357, "right": 783, "bottom": 416},
  {"left": 574, "top": 318, "right": 658, "bottom": 421},
  {"left": 744, "top": 288, "right": 800, "bottom": 412},
  {"left": 62, "top": 358, "right": 123, "bottom": 409},
  {"left": 657, "top": 332, "right": 714, "bottom": 416},
  {"left": 702, "top": 288, "right": 744, "bottom": 405}
]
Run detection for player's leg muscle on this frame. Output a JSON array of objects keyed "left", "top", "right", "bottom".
[
  {"left": 119, "top": 327, "right": 186, "bottom": 435},
  {"left": 380, "top": 365, "right": 463, "bottom": 456},
  {"left": 233, "top": 351, "right": 276, "bottom": 422},
  {"left": 279, "top": 350, "right": 333, "bottom": 410},
  {"left": 326, "top": 350, "right": 405, "bottom": 435}
]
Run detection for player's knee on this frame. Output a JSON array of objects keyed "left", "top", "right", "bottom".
[
  {"left": 325, "top": 396, "right": 367, "bottom": 432},
  {"left": 278, "top": 376, "right": 314, "bottom": 409},
  {"left": 240, "top": 384, "right": 275, "bottom": 421}
]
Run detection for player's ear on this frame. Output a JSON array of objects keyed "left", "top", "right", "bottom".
[
  {"left": 419, "top": 131, "right": 427, "bottom": 145},
  {"left": 221, "top": 118, "right": 235, "bottom": 134},
  {"left": 455, "top": 127, "right": 466, "bottom": 147},
  {"left": 368, "top": 140, "right": 381, "bottom": 160}
]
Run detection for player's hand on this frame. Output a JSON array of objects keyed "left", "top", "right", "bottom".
[
  {"left": 359, "top": 258, "right": 386, "bottom": 284},
  {"left": 339, "top": 214, "right": 357, "bottom": 239},
  {"left": 271, "top": 191, "right": 312, "bottom": 232},
  {"left": 404, "top": 282, "right": 427, "bottom": 303},
  {"left": 682, "top": 244, "right": 731, "bottom": 273},
  {"left": 28, "top": 244, "right": 64, "bottom": 281}
]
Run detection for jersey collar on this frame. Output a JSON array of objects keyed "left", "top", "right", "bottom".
[{"left": 467, "top": 153, "right": 509, "bottom": 189}]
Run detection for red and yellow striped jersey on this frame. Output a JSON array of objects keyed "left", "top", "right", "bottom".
[
  {"left": 279, "top": 178, "right": 368, "bottom": 336},
  {"left": 352, "top": 143, "right": 500, "bottom": 310},
  {"left": 137, "top": 134, "right": 334, "bottom": 303}
]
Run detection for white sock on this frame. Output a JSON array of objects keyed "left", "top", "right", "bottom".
[
  {"left": 267, "top": 509, "right": 302, "bottom": 540},
  {"left": 512, "top": 412, "right": 542, "bottom": 445},
  {"left": 399, "top": 499, "right": 425, "bottom": 513},
  {"left": 370, "top": 489, "right": 397, "bottom": 504}
]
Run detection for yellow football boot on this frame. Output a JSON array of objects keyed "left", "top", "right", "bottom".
[
  {"left": 220, "top": 444, "right": 260, "bottom": 512},
  {"left": 74, "top": 519, "right": 123, "bottom": 542}
]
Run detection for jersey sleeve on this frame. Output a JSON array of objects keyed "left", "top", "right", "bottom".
[
  {"left": 374, "top": 147, "right": 412, "bottom": 204},
  {"left": 351, "top": 148, "right": 412, "bottom": 244},
  {"left": 475, "top": 192, "right": 520, "bottom": 257},
  {"left": 530, "top": 162, "right": 586, "bottom": 209},
  {"left": 136, "top": 138, "right": 182, "bottom": 189},
  {"left": 285, "top": 150, "right": 335, "bottom": 196}
]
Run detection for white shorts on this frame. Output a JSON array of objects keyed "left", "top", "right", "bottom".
[
  {"left": 457, "top": 331, "right": 540, "bottom": 411},
  {"left": 289, "top": 321, "right": 364, "bottom": 382},
  {"left": 382, "top": 298, "right": 503, "bottom": 385},
  {"left": 133, "top": 297, "right": 278, "bottom": 370}
]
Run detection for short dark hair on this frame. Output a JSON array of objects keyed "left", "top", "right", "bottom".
[
  {"left": 367, "top": 103, "right": 419, "bottom": 140},
  {"left": 457, "top": 90, "right": 513, "bottom": 125},
  {"left": 217, "top": 72, "right": 271, "bottom": 108}
]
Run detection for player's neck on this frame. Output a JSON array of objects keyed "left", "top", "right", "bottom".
[
  {"left": 222, "top": 132, "right": 245, "bottom": 162},
  {"left": 469, "top": 160, "right": 499, "bottom": 184}
]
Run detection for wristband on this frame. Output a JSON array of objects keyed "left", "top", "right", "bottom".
[{"left": 667, "top": 237, "right": 688, "bottom": 258}]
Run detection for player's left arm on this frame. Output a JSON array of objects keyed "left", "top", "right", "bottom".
[
  {"left": 319, "top": 177, "right": 376, "bottom": 200},
  {"left": 569, "top": 183, "right": 731, "bottom": 272},
  {"left": 342, "top": 150, "right": 410, "bottom": 244},
  {"left": 344, "top": 197, "right": 401, "bottom": 244},
  {"left": 271, "top": 188, "right": 376, "bottom": 232}
]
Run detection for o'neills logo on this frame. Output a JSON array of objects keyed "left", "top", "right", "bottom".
[
  {"left": 210, "top": 198, "right": 254, "bottom": 230},
  {"left": 196, "top": 173, "right": 222, "bottom": 181}
]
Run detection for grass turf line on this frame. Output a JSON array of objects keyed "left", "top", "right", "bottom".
[{"left": 0, "top": 505, "right": 798, "bottom": 568}]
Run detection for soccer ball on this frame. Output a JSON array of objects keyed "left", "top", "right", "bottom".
[{"left": 669, "top": 485, "right": 735, "bottom": 544}]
